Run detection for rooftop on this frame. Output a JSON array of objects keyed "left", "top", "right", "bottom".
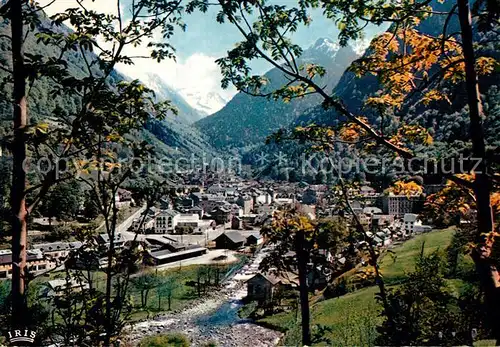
[
  {"left": 33, "top": 241, "right": 83, "bottom": 253},
  {"left": 149, "top": 246, "right": 206, "bottom": 260},
  {"left": 216, "top": 231, "right": 246, "bottom": 243}
]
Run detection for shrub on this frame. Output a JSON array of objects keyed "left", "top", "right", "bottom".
[{"left": 138, "top": 333, "right": 190, "bottom": 347}]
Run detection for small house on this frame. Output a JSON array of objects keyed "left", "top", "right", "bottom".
[
  {"left": 42, "top": 278, "right": 89, "bottom": 297},
  {"left": 0, "top": 249, "right": 51, "bottom": 280},
  {"left": 211, "top": 206, "right": 232, "bottom": 225},
  {"left": 231, "top": 216, "right": 243, "bottom": 230},
  {"left": 246, "top": 233, "right": 264, "bottom": 246},
  {"left": 246, "top": 273, "right": 282, "bottom": 303},
  {"left": 214, "top": 231, "right": 246, "bottom": 250},
  {"left": 33, "top": 241, "right": 82, "bottom": 260},
  {"left": 97, "top": 233, "right": 126, "bottom": 249}
]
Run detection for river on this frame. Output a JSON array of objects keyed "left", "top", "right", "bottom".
[{"left": 126, "top": 248, "right": 283, "bottom": 346}]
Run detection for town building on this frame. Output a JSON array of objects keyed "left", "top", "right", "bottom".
[
  {"left": 145, "top": 237, "right": 176, "bottom": 249},
  {"left": 211, "top": 206, "right": 232, "bottom": 225},
  {"left": 214, "top": 231, "right": 246, "bottom": 250},
  {"left": 252, "top": 191, "right": 273, "bottom": 205},
  {"left": 187, "top": 206, "right": 204, "bottom": 219},
  {"left": 175, "top": 214, "right": 202, "bottom": 229},
  {"left": 155, "top": 209, "right": 215, "bottom": 234},
  {"left": 349, "top": 200, "right": 364, "bottom": 215},
  {"left": 33, "top": 241, "right": 82, "bottom": 260},
  {"left": 360, "top": 185, "right": 377, "bottom": 196},
  {"left": 199, "top": 197, "right": 228, "bottom": 214},
  {"left": 231, "top": 216, "right": 244, "bottom": 230},
  {"left": 206, "top": 184, "right": 237, "bottom": 196},
  {"left": 246, "top": 273, "right": 282, "bottom": 303},
  {"left": 155, "top": 209, "right": 179, "bottom": 233},
  {"left": 131, "top": 216, "right": 155, "bottom": 233},
  {"left": 41, "top": 278, "right": 89, "bottom": 297},
  {"left": 382, "top": 194, "right": 424, "bottom": 217},
  {"left": 255, "top": 203, "right": 277, "bottom": 215},
  {"left": 0, "top": 249, "right": 51, "bottom": 280},
  {"left": 97, "top": 233, "right": 127, "bottom": 249},
  {"left": 371, "top": 214, "right": 395, "bottom": 230},
  {"left": 145, "top": 246, "right": 207, "bottom": 266},
  {"left": 246, "top": 233, "right": 264, "bottom": 246},
  {"left": 403, "top": 213, "right": 432, "bottom": 235},
  {"left": 363, "top": 206, "right": 383, "bottom": 215},
  {"left": 236, "top": 196, "right": 254, "bottom": 215},
  {"left": 115, "top": 188, "right": 133, "bottom": 208}
]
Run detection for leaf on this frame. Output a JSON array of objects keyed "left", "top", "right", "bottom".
[{"left": 35, "top": 122, "right": 50, "bottom": 134}]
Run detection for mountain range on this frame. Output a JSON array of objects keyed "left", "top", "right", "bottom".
[
  {"left": 178, "top": 89, "right": 228, "bottom": 116},
  {"left": 194, "top": 0, "right": 499, "bottom": 184},
  {"left": 139, "top": 73, "right": 206, "bottom": 124}
]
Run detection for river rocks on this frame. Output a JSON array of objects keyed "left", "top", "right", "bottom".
[
  {"left": 189, "top": 323, "right": 282, "bottom": 347},
  {"left": 127, "top": 310, "right": 282, "bottom": 346},
  {"left": 125, "top": 247, "right": 283, "bottom": 346}
]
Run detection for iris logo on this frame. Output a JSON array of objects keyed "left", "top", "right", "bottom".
[{"left": 6, "top": 330, "right": 36, "bottom": 345}]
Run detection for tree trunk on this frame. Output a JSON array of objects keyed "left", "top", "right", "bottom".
[
  {"left": 104, "top": 199, "right": 119, "bottom": 344},
  {"left": 167, "top": 295, "right": 172, "bottom": 311},
  {"left": 10, "top": 0, "right": 28, "bottom": 329},
  {"left": 456, "top": 0, "right": 500, "bottom": 341},
  {"left": 144, "top": 289, "right": 150, "bottom": 308},
  {"left": 295, "top": 230, "right": 311, "bottom": 346}
]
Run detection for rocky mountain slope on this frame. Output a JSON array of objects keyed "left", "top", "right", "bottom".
[{"left": 240, "top": 0, "right": 499, "bottom": 183}]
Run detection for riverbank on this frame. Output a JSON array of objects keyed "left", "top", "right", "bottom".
[{"left": 125, "top": 248, "right": 283, "bottom": 346}]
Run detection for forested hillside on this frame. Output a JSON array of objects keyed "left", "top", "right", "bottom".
[{"left": 299, "top": 0, "right": 500, "bottom": 136}]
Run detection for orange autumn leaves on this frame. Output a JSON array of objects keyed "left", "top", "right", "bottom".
[
  {"left": 291, "top": 121, "right": 432, "bottom": 153},
  {"left": 386, "top": 180, "right": 424, "bottom": 196},
  {"left": 425, "top": 174, "right": 500, "bottom": 221},
  {"left": 389, "top": 125, "right": 433, "bottom": 147},
  {"left": 387, "top": 176, "right": 500, "bottom": 223},
  {"left": 351, "top": 28, "right": 498, "bottom": 110}
]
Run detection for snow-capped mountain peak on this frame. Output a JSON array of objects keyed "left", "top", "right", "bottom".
[
  {"left": 351, "top": 39, "right": 370, "bottom": 56},
  {"left": 125, "top": 71, "right": 229, "bottom": 117},
  {"left": 178, "top": 89, "right": 228, "bottom": 115},
  {"left": 310, "top": 38, "right": 340, "bottom": 57},
  {"left": 138, "top": 73, "right": 206, "bottom": 124}
]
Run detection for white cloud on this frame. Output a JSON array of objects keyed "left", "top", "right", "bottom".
[
  {"left": 39, "top": 0, "right": 236, "bottom": 114},
  {"left": 117, "top": 52, "right": 236, "bottom": 113}
]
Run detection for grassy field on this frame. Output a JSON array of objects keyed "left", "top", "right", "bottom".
[
  {"left": 129, "top": 265, "right": 203, "bottom": 321},
  {"left": 259, "top": 228, "right": 458, "bottom": 346},
  {"left": 379, "top": 226, "right": 456, "bottom": 284},
  {"left": 260, "top": 286, "right": 380, "bottom": 346}
]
